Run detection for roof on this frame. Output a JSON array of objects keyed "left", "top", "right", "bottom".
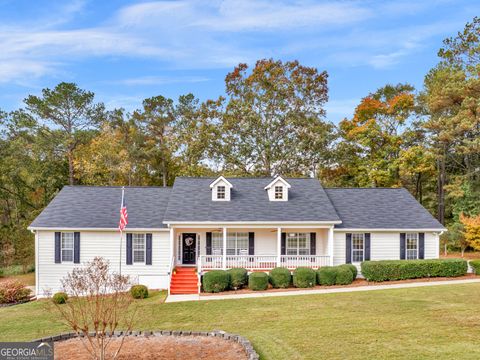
[
  {"left": 163, "top": 177, "right": 341, "bottom": 223},
  {"left": 29, "top": 186, "right": 172, "bottom": 229},
  {"left": 324, "top": 188, "right": 445, "bottom": 230}
]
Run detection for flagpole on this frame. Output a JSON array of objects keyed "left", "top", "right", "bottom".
[{"left": 119, "top": 186, "right": 125, "bottom": 275}]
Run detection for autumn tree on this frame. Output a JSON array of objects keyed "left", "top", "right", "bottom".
[{"left": 460, "top": 213, "right": 480, "bottom": 252}]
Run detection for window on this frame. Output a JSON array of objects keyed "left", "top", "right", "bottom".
[
  {"left": 133, "top": 234, "right": 146, "bottom": 263},
  {"left": 227, "top": 232, "right": 249, "bottom": 255},
  {"left": 286, "top": 233, "right": 310, "bottom": 255},
  {"left": 352, "top": 233, "right": 364, "bottom": 262},
  {"left": 217, "top": 186, "right": 225, "bottom": 199},
  {"left": 274, "top": 186, "right": 283, "bottom": 199},
  {"left": 61, "top": 232, "right": 74, "bottom": 262},
  {"left": 212, "top": 232, "right": 223, "bottom": 255},
  {"left": 406, "top": 233, "right": 418, "bottom": 260}
]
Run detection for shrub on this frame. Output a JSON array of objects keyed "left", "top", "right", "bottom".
[
  {"left": 0, "top": 280, "right": 32, "bottom": 304},
  {"left": 317, "top": 267, "right": 337, "bottom": 286},
  {"left": 269, "top": 267, "right": 291, "bottom": 288},
  {"left": 470, "top": 260, "right": 480, "bottom": 275},
  {"left": 361, "top": 259, "right": 468, "bottom": 282},
  {"left": 335, "top": 267, "right": 354, "bottom": 285},
  {"left": 339, "top": 264, "right": 357, "bottom": 280},
  {"left": 228, "top": 268, "right": 248, "bottom": 289},
  {"left": 203, "top": 270, "right": 230, "bottom": 293},
  {"left": 248, "top": 272, "right": 269, "bottom": 291},
  {"left": 52, "top": 292, "right": 68, "bottom": 304},
  {"left": 293, "top": 267, "right": 316, "bottom": 288},
  {"left": 130, "top": 284, "right": 149, "bottom": 299},
  {"left": 0, "top": 269, "right": 3, "bottom": 278}
]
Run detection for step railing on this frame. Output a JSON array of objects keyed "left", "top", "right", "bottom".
[{"left": 167, "top": 255, "right": 175, "bottom": 296}]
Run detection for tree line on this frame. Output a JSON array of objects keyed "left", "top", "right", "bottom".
[{"left": 1, "top": 18, "right": 480, "bottom": 268}]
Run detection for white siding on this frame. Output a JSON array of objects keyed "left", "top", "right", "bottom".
[{"left": 36, "top": 230, "right": 170, "bottom": 296}]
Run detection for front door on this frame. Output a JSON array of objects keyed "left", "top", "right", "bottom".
[{"left": 182, "top": 233, "right": 196, "bottom": 265}]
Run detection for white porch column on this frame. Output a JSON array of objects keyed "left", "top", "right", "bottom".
[
  {"left": 328, "top": 226, "right": 334, "bottom": 266},
  {"left": 169, "top": 227, "right": 175, "bottom": 265},
  {"left": 222, "top": 227, "right": 227, "bottom": 270},
  {"left": 277, "top": 227, "right": 282, "bottom": 267}
]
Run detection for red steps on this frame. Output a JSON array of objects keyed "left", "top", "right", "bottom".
[{"left": 170, "top": 267, "right": 198, "bottom": 294}]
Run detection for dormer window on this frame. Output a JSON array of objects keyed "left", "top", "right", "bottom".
[
  {"left": 265, "top": 176, "right": 291, "bottom": 201},
  {"left": 210, "top": 176, "right": 233, "bottom": 201},
  {"left": 274, "top": 186, "right": 283, "bottom": 199},
  {"left": 217, "top": 186, "right": 226, "bottom": 199}
]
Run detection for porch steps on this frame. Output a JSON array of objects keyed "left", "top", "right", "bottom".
[{"left": 170, "top": 267, "right": 198, "bottom": 295}]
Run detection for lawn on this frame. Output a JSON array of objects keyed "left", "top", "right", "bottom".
[{"left": 1, "top": 284, "right": 480, "bottom": 359}]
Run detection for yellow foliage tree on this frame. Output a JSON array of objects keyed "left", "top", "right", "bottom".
[{"left": 460, "top": 213, "right": 480, "bottom": 251}]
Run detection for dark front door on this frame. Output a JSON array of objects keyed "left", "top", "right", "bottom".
[{"left": 182, "top": 233, "right": 196, "bottom": 265}]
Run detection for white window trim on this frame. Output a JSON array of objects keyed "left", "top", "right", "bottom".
[
  {"left": 61, "top": 232, "right": 74, "bottom": 263},
  {"left": 133, "top": 233, "right": 146, "bottom": 264},
  {"left": 406, "top": 233, "right": 419, "bottom": 260},
  {"left": 227, "top": 232, "right": 249, "bottom": 255},
  {"left": 217, "top": 185, "right": 226, "bottom": 199},
  {"left": 274, "top": 186, "right": 284, "bottom": 200},
  {"left": 351, "top": 233, "right": 364, "bottom": 263},
  {"left": 286, "top": 232, "right": 310, "bottom": 256}
]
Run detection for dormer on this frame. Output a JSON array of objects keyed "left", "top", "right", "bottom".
[
  {"left": 264, "top": 176, "right": 291, "bottom": 201},
  {"left": 210, "top": 176, "right": 233, "bottom": 201}
]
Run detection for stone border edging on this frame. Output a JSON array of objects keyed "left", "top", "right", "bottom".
[{"left": 32, "top": 329, "right": 259, "bottom": 360}]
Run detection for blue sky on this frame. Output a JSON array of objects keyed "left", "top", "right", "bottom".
[{"left": 0, "top": 0, "right": 478, "bottom": 123}]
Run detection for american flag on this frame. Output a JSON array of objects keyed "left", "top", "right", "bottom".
[{"left": 119, "top": 187, "right": 128, "bottom": 231}]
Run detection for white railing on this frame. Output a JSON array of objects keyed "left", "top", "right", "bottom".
[
  {"left": 198, "top": 255, "right": 330, "bottom": 272},
  {"left": 167, "top": 255, "right": 175, "bottom": 296}
]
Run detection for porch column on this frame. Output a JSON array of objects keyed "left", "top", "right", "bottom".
[
  {"left": 222, "top": 227, "right": 227, "bottom": 270},
  {"left": 328, "top": 226, "right": 334, "bottom": 266},
  {"left": 169, "top": 227, "right": 175, "bottom": 265},
  {"left": 277, "top": 227, "right": 282, "bottom": 267}
]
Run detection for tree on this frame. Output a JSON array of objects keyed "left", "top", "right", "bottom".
[
  {"left": 24, "top": 82, "right": 105, "bottom": 185},
  {"left": 214, "top": 59, "right": 333, "bottom": 176},
  {"left": 460, "top": 213, "right": 480, "bottom": 252}
]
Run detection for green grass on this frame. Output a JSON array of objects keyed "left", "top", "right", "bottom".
[{"left": 2, "top": 284, "right": 480, "bottom": 359}]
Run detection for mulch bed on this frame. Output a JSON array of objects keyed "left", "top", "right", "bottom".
[
  {"left": 200, "top": 273, "right": 479, "bottom": 296},
  {"left": 55, "top": 336, "right": 249, "bottom": 360}
]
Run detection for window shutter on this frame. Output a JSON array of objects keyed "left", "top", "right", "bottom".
[
  {"left": 345, "top": 233, "right": 352, "bottom": 264},
  {"left": 55, "top": 232, "right": 61, "bottom": 263},
  {"left": 281, "top": 233, "right": 286, "bottom": 255},
  {"left": 248, "top": 232, "right": 255, "bottom": 255},
  {"left": 206, "top": 232, "right": 212, "bottom": 255},
  {"left": 74, "top": 232, "right": 80, "bottom": 264},
  {"left": 400, "top": 233, "right": 406, "bottom": 260},
  {"left": 146, "top": 233, "right": 152, "bottom": 265},
  {"left": 126, "top": 233, "right": 133, "bottom": 265},
  {"left": 419, "top": 233, "right": 425, "bottom": 259},
  {"left": 310, "top": 233, "right": 316, "bottom": 255},
  {"left": 364, "top": 233, "right": 371, "bottom": 261}
]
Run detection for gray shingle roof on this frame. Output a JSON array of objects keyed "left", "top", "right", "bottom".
[
  {"left": 29, "top": 186, "right": 171, "bottom": 229},
  {"left": 163, "top": 177, "right": 341, "bottom": 223},
  {"left": 324, "top": 188, "right": 445, "bottom": 229}
]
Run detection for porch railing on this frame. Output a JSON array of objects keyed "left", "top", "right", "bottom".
[{"left": 198, "top": 255, "right": 330, "bottom": 272}]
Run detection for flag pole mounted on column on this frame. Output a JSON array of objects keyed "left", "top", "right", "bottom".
[{"left": 118, "top": 186, "right": 128, "bottom": 275}]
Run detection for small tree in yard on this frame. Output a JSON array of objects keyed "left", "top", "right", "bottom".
[
  {"left": 50, "top": 257, "right": 136, "bottom": 360},
  {"left": 460, "top": 213, "right": 480, "bottom": 251}
]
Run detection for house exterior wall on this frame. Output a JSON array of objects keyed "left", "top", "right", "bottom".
[
  {"left": 35, "top": 229, "right": 170, "bottom": 296},
  {"left": 333, "top": 231, "right": 440, "bottom": 268}
]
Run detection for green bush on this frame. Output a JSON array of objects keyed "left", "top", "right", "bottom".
[
  {"left": 269, "top": 267, "right": 291, "bottom": 288},
  {"left": 335, "top": 267, "right": 354, "bottom": 285},
  {"left": 52, "top": 292, "right": 68, "bottom": 304},
  {"left": 470, "top": 260, "right": 480, "bottom": 275},
  {"left": 130, "top": 284, "right": 149, "bottom": 299},
  {"left": 228, "top": 268, "right": 248, "bottom": 289},
  {"left": 361, "top": 259, "right": 468, "bottom": 282},
  {"left": 0, "top": 269, "right": 3, "bottom": 278},
  {"left": 293, "top": 267, "right": 316, "bottom": 288},
  {"left": 316, "top": 267, "right": 337, "bottom": 286},
  {"left": 0, "top": 280, "right": 32, "bottom": 304},
  {"left": 248, "top": 272, "right": 269, "bottom": 291},
  {"left": 339, "top": 264, "right": 357, "bottom": 280},
  {"left": 203, "top": 270, "right": 230, "bottom": 293}
]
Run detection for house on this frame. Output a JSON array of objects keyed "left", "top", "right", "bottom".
[{"left": 28, "top": 176, "right": 446, "bottom": 296}]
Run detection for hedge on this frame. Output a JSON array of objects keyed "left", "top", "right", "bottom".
[
  {"left": 470, "top": 260, "right": 480, "bottom": 275},
  {"left": 316, "top": 267, "right": 337, "bottom": 286},
  {"left": 361, "top": 259, "right": 468, "bottom": 282},
  {"left": 228, "top": 268, "right": 248, "bottom": 289},
  {"left": 339, "top": 264, "right": 357, "bottom": 280},
  {"left": 52, "top": 292, "right": 68, "bottom": 304},
  {"left": 269, "top": 267, "right": 291, "bottom": 288},
  {"left": 335, "top": 267, "right": 354, "bottom": 285},
  {"left": 293, "top": 267, "right": 316, "bottom": 288},
  {"left": 248, "top": 272, "right": 269, "bottom": 291},
  {"left": 130, "top": 285, "right": 149, "bottom": 299},
  {"left": 203, "top": 270, "right": 230, "bottom": 293}
]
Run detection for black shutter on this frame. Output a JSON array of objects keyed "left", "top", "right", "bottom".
[
  {"left": 126, "top": 233, "right": 133, "bottom": 265},
  {"left": 206, "top": 232, "right": 212, "bottom": 255},
  {"left": 364, "top": 233, "right": 371, "bottom": 261},
  {"left": 310, "top": 232, "right": 316, "bottom": 255},
  {"left": 248, "top": 232, "right": 255, "bottom": 255},
  {"left": 419, "top": 233, "right": 425, "bottom": 259},
  {"left": 74, "top": 232, "right": 80, "bottom": 264},
  {"left": 400, "top": 233, "right": 406, "bottom": 260},
  {"left": 55, "top": 232, "right": 61, "bottom": 263},
  {"left": 281, "top": 233, "right": 286, "bottom": 255},
  {"left": 146, "top": 233, "right": 152, "bottom": 265},
  {"left": 346, "top": 233, "right": 352, "bottom": 264}
]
